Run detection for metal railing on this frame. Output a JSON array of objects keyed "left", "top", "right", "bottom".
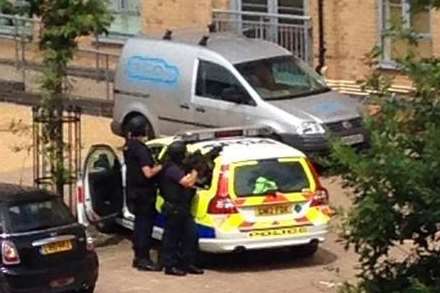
[
  {"left": 212, "top": 9, "right": 312, "bottom": 64},
  {"left": 0, "top": 13, "right": 120, "bottom": 101}
]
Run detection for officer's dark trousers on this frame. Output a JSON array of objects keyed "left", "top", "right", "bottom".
[
  {"left": 129, "top": 189, "right": 157, "bottom": 260},
  {"left": 162, "top": 209, "right": 198, "bottom": 269}
]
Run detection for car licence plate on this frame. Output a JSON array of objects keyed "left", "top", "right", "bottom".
[
  {"left": 41, "top": 240, "right": 72, "bottom": 255},
  {"left": 341, "top": 134, "right": 364, "bottom": 145},
  {"left": 256, "top": 204, "right": 292, "bottom": 216},
  {"left": 249, "top": 226, "right": 308, "bottom": 238}
]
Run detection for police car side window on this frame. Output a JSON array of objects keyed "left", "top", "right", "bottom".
[
  {"left": 147, "top": 144, "right": 165, "bottom": 163},
  {"left": 196, "top": 60, "right": 252, "bottom": 104}
]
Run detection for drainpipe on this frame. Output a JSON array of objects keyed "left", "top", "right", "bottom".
[{"left": 315, "top": 0, "right": 326, "bottom": 75}]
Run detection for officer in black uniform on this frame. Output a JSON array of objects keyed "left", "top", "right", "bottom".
[
  {"left": 123, "top": 116, "right": 162, "bottom": 271},
  {"left": 160, "top": 141, "right": 204, "bottom": 276}
]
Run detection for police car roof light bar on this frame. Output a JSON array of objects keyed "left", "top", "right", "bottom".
[{"left": 176, "top": 126, "right": 274, "bottom": 143}]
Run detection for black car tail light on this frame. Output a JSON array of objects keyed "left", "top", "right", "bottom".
[{"left": 2, "top": 240, "right": 21, "bottom": 265}]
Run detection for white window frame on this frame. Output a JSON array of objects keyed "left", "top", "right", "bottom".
[
  {"left": 104, "top": 0, "right": 141, "bottom": 41},
  {"left": 233, "top": 0, "right": 308, "bottom": 15},
  {"left": 380, "top": 0, "right": 432, "bottom": 68}
]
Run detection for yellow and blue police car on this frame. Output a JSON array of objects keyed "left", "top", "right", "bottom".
[{"left": 76, "top": 127, "right": 333, "bottom": 255}]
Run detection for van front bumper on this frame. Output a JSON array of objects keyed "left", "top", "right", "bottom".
[
  {"left": 279, "top": 133, "right": 330, "bottom": 154},
  {"left": 278, "top": 129, "right": 369, "bottom": 154}
]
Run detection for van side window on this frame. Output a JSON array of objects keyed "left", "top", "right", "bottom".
[{"left": 196, "top": 60, "right": 252, "bottom": 104}]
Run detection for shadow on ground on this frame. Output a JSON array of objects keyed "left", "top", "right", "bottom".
[
  {"left": 91, "top": 225, "right": 338, "bottom": 273},
  {"left": 90, "top": 225, "right": 130, "bottom": 248},
  {"left": 200, "top": 246, "right": 338, "bottom": 273}
]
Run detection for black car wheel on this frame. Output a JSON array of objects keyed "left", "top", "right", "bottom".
[{"left": 79, "top": 284, "right": 95, "bottom": 293}]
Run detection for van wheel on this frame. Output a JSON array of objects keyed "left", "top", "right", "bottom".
[
  {"left": 122, "top": 114, "right": 154, "bottom": 139},
  {"left": 290, "top": 241, "right": 319, "bottom": 257}
]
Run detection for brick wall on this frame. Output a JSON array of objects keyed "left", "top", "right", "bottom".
[
  {"left": 432, "top": 9, "right": 440, "bottom": 58},
  {"left": 212, "top": 0, "right": 230, "bottom": 9},
  {"left": 323, "top": 0, "right": 378, "bottom": 82},
  {"left": 2, "top": 0, "right": 439, "bottom": 92},
  {"left": 141, "top": 0, "right": 213, "bottom": 34},
  {"left": 322, "top": 1, "right": 440, "bottom": 88}
]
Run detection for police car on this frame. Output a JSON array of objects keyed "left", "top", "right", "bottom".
[{"left": 76, "top": 127, "right": 333, "bottom": 255}]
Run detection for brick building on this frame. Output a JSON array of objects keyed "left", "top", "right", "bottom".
[
  {"left": 104, "top": 0, "right": 439, "bottom": 92},
  {"left": 1, "top": 0, "right": 439, "bottom": 93}
]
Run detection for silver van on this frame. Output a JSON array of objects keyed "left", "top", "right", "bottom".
[{"left": 111, "top": 32, "right": 366, "bottom": 153}]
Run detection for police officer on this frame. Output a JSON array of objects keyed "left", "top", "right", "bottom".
[
  {"left": 124, "top": 116, "right": 162, "bottom": 271},
  {"left": 160, "top": 141, "right": 204, "bottom": 276}
]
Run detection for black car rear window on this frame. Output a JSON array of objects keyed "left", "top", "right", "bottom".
[
  {"left": 233, "top": 159, "right": 310, "bottom": 197},
  {"left": 6, "top": 198, "right": 75, "bottom": 233}
]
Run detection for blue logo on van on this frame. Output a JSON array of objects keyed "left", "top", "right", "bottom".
[{"left": 126, "top": 56, "right": 179, "bottom": 84}]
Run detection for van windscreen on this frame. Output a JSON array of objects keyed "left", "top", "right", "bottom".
[
  {"left": 235, "top": 56, "right": 330, "bottom": 100},
  {"left": 233, "top": 159, "right": 310, "bottom": 197}
]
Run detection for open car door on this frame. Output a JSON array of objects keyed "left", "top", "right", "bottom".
[{"left": 77, "top": 144, "right": 123, "bottom": 232}]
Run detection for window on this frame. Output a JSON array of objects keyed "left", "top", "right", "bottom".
[
  {"left": 0, "top": 1, "right": 33, "bottom": 38},
  {"left": 147, "top": 144, "right": 165, "bottom": 163},
  {"left": 107, "top": 0, "right": 141, "bottom": 37},
  {"left": 6, "top": 198, "right": 75, "bottom": 233},
  {"left": 233, "top": 159, "right": 309, "bottom": 197},
  {"left": 381, "top": 0, "right": 432, "bottom": 64},
  {"left": 235, "top": 56, "right": 328, "bottom": 100},
  {"left": 196, "top": 60, "right": 252, "bottom": 104},
  {"left": 239, "top": 0, "right": 305, "bottom": 15}
]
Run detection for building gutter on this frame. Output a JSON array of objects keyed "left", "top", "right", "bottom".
[{"left": 315, "top": 0, "right": 326, "bottom": 74}]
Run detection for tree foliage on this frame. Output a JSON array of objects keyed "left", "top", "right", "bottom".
[{"left": 333, "top": 2, "right": 440, "bottom": 292}]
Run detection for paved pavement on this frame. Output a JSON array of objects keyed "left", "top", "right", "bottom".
[
  {"left": 94, "top": 231, "right": 357, "bottom": 293},
  {"left": 91, "top": 177, "right": 358, "bottom": 293}
]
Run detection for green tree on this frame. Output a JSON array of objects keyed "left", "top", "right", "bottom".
[
  {"left": 34, "top": 0, "right": 112, "bottom": 195},
  {"left": 333, "top": 2, "right": 440, "bottom": 292},
  {"left": 1, "top": 0, "right": 112, "bottom": 194}
]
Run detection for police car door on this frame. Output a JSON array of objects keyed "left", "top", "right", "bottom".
[
  {"left": 191, "top": 59, "right": 256, "bottom": 128},
  {"left": 77, "top": 145, "right": 123, "bottom": 232}
]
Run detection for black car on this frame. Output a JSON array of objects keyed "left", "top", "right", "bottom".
[{"left": 0, "top": 183, "right": 98, "bottom": 293}]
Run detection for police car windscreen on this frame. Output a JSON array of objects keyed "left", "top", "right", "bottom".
[
  {"left": 233, "top": 159, "right": 309, "bottom": 197},
  {"left": 6, "top": 198, "right": 76, "bottom": 233}
]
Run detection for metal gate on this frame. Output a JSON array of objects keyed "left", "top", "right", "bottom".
[
  {"left": 33, "top": 106, "right": 82, "bottom": 211},
  {"left": 212, "top": 9, "right": 312, "bottom": 64}
]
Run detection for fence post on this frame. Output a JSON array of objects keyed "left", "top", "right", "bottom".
[
  {"left": 304, "top": 19, "right": 310, "bottom": 65},
  {"left": 259, "top": 16, "right": 264, "bottom": 39},
  {"left": 20, "top": 19, "right": 26, "bottom": 87},
  {"left": 95, "top": 34, "right": 100, "bottom": 72},
  {"left": 14, "top": 16, "right": 19, "bottom": 70},
  {"left": 105, "top": 54, "right": 110, "bottom": 100}
]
